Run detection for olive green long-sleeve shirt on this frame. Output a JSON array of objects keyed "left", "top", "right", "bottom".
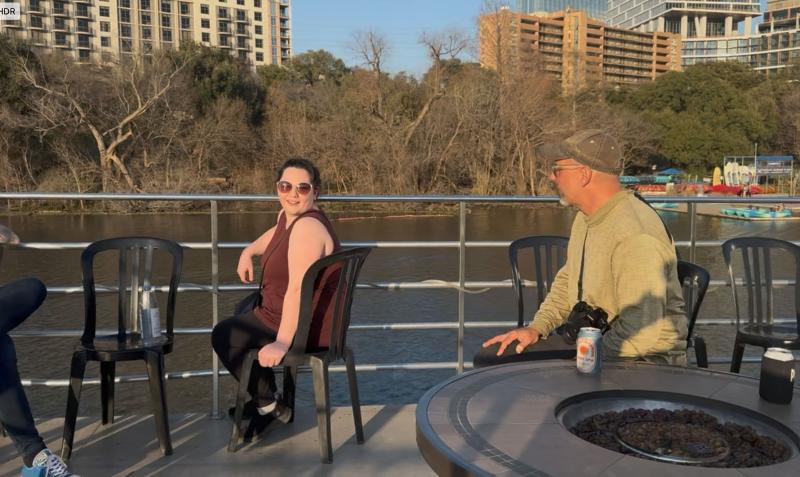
[{"left": 530, "top": 190, "right": 688, "bottom": 365}]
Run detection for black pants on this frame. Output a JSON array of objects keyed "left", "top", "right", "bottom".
[
  {"left": 0, "top": 278, "right": 48, "bottom": 463},
  {"left": 211, "top": 311, "right": 279, "bottom": 404},
  {"left": 473, "top": 334, "right": 576, "bottom": 368}
]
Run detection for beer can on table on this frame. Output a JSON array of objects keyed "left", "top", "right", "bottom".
[
  {"left": 576, "top": 327, "right": 602, "bottom": 374},
  {"left": 759, "top": 347, "right": 796, "bottom": 404}
]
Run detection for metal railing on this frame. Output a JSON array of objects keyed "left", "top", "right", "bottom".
[{"left": 1, "top": 192, "right": 799, "bottom": 417}]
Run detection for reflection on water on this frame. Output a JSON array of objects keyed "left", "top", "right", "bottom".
[{"left": 1, "top": 206, "right": 797, "bottom": 416}]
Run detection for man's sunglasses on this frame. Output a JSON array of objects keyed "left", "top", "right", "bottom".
[
  {"left": 550, "top": 164, "right": 585, "bottom": 176},
  {"left": 276, "top": 181, "right": 314, "bottom": 195}
]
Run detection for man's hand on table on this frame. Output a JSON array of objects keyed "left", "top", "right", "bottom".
[{"left": 482, "top": 327, "right": 542, "bottom": 356}]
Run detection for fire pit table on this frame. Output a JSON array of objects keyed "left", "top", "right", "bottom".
[{"left": 416, "top": 361, "right": 800, "bottom": 476}]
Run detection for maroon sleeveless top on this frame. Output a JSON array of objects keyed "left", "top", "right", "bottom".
[{"left": 253, "top": 209, "right": 341, "bottom": 349}]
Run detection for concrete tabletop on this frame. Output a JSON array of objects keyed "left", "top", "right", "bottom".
[{"left": 416, "top": 361, "right": 800, "bottom": 477}]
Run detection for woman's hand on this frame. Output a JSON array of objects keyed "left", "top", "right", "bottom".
[
  {"left": 258, "top": 342, "right": 289, "bottom": 367},
  {"left": 237, "top": 250, "right": 254, "bottom": 283}
]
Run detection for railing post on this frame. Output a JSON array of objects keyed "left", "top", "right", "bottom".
[
  {"left": 458, "top": 201, "right": 466, "bottom": 374},
  {"left": 688, "top": 202, "right": 697, "bottom": 264},
  {"left": 210, "top": 200, "right": 222, "bottom": 419}
]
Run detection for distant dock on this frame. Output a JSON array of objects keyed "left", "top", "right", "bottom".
[{"left": 647, "top": 196, "right": 800, "bottom": 221}]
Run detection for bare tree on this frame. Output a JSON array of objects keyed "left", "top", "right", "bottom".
[
  {"left": 0, "top": 105, "right": 43, "bottom": 189},
  {"left": 351, "top": 30, "right": 389, "bottom": 119},
  {"left": 404, "top": 29, "right": 470, "bottom": 147},
  {"left": 12, "top": 50, "right": 193, "bottom": 191}
]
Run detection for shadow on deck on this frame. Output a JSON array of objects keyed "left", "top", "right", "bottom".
[{"left": 0, "top": 405, "right": 433, "bottom": 476}]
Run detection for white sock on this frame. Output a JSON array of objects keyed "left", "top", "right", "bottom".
[{"left": 256, "top": 401, "right": 277, "bottom": 416}]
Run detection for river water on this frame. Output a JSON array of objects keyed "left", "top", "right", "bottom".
[{"left": 1, "top": 204, "right": 798, "bottom": 417}]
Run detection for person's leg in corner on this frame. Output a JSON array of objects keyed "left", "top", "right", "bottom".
[
  {"left": 0, "top": 278, "right": 47, "bottom": 466},
  {"left": 473, "top": 334, "right": 576, "bottom": 368},
  {"left": 0, "top": 331, "right": 45, "bottom": 467},
  {"left": 0, "top": 278, "right": 78, "bottom": 476}
]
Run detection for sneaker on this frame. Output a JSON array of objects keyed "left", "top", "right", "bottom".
[{"left": 20, "top": 448, "right": 79, "bottom": 477}]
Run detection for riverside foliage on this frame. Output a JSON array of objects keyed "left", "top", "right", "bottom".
[{"left": 0, "top": 35, "right": 798, "bottom": 211}]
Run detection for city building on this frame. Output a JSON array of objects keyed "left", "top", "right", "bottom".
[
  {"left": 751, "top": 0, "right": 800, "bottom": 73},
  {"left": 480, "top": 9, "right": 681, "bottom": 94},
  {"left": 605, "top": 0, "right": 800, "bottom": 72},
  {"left": 606, "top": 0, "right": 761, "bottom": 36},
  {"left": 516, "top": 0, "right": 608, "bottom": 21},
  {"left": 605, "top": 0, "right": 761, "bottom": 67},
  {"left": 0, "top": 0, "right": 291, "bottom": 66}
]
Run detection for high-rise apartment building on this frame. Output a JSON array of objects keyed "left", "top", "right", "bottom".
[
  {"left": 0, "top": 0, "right": 291, "bottom": 66},
  {"left": 480, "top": 9, "right": 681, "bottom": 94},
  {"left": 607, "top": 0, "right": 760, "bottom": 35},
  {"left": 751, "top": 0, "right": 800, "bottom": 73},
  {"left": 516, "top": 0, "right": 608, "bottom": 21},
  {"left": 606, "top": 0, "right": 800, "bottom": 72},
  {"left": 605, "top": 0, "right": 760, "bottom": 67}
]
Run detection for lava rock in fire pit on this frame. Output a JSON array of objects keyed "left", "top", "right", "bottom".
[{"left": 569, "top": 408, "right": 790, "bottom": 468}]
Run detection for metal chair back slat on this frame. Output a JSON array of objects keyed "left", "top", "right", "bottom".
[
  {"left": 764, "top": 247, "right": 775, "bottom": 326},
  {"left": 509, "top": 236, "right": 569, "bottom": 328},
  {"left": 117, "top": 250, "right": 128, "bottom": 341},
  {"left": 128, "top": 248, "right": 141, "bottom": 333}
]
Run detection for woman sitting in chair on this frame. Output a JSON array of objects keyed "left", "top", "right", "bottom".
[{"left": 211, "top": 157, "right": 340, "bottom": 420}]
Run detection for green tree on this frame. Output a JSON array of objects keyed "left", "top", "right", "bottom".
[
  {"left": 180, "top": 44, "right": 266, "bottom": 125},
  {"left": 286, "top": 49, "right": 349, "bottom": 86},
  {"left": 609, "top": 62, "right": 775, "bottom": 173},
  {"left": 256, "top": 63, "right": 296, "bottom": 89}
]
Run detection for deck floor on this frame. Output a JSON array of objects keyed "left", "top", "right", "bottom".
[{"left": 0, "top": 405, "right": 434, "bottom": 477}]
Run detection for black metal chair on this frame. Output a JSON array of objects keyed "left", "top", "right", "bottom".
[
  {"left": 677, "top": 260, "right": 710, "bottom": 368},
  {"left": 722, "top": 237, "right": 800, "bottom": 373},
  {"left": 60, "top": 237, "right": 182, "bottom": 461},
  {"left": 508, "top": 235, "right": 569, "bottom": 328},
  {"left": 228, "top": 247, "right": 371, "bottom": 463}
]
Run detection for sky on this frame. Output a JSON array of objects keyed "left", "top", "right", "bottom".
[
  {"left": 291, "top": 0, "right": 772, "bottom": 77},
  {"left": 291, "top": 0, "right": 486, "bottom": 78}
]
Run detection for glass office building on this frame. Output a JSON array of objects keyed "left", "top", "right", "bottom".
[{"left": 516, "top": 0, "right": 608, "bottom": 21}]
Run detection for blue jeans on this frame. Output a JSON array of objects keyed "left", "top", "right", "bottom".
[{"left": 0, "top": 278, "right": 47, "bottom": 462}]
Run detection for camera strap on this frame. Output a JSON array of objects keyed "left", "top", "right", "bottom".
[{"left": 577, "top": 228, "right": 588, "bottom": 301}]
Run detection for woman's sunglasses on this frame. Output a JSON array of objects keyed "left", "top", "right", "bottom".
[{"left": 276, "top": 180, "right": 314, "bottom": 196}]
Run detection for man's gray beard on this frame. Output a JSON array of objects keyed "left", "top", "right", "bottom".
[{"left": 558, "top": 196, "right": 571, "bottom": 207}]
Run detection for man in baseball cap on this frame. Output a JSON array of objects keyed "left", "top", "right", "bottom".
[
  {"left": 475, "top": 129, "right": 688, "bottom": 368},
  {"left": 538, "top": 129, "right": 623, "bottom": 173},
  {"left": 537, "top": 129, "right": 624, "bottom": 209}
]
